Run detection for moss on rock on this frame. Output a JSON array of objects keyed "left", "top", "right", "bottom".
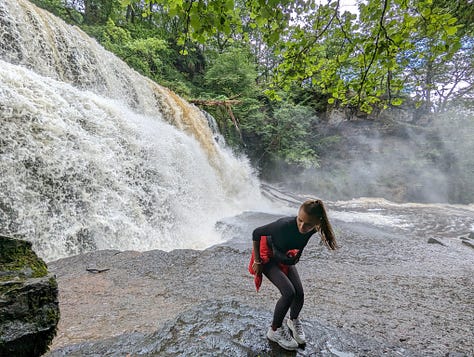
[
  {"left": 0, "top": 235, "right": 48, "bottom": 281},
  {"left": 0, "top": 235, "right": 60, "bottom": 357}
]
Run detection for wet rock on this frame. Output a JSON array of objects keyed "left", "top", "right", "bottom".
[
  {"left": 47, "top": 300, "right": 410, "bottom": 356},
  {"left": 45, "top": 216, "right": 474, "bottom": 356},
  {"left": 0, "top": 235, "right": 60, "bottom": 357},
  {"left": 461, "top": 240, "right": 474, "bottom": 249},
  {"left": 427, "top": 238, "right": 445, "bottom": 246},
  {"left": 459, "top": 233, "right": 473, "bottom": 242},
  {"left": 445, "top": 352, "right": 469, "bottom": 357}
]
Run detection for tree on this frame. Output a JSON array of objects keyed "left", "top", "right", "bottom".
[
  {"left": 36, "top": 0, "right": 472, "bottom": 113},
  {"left": 195, "top": 47, "right": 259, "bottom": 144},
  {"left": 126, "top": 0, "right": 312, "bottom": 51},
  {"left": 204, "top": 47, "right": 257, "bottom": 98},
  {"left": 239, "top": 102, "right": 320, "bottom": 171},
  {"left": 275, "top": 0, "right": 472, "bottom": 113}
]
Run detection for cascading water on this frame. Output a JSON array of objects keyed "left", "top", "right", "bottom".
[{"left": 0, "top": 0, "right": 266, "bottom": 261}]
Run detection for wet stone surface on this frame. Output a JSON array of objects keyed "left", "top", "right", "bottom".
[
  {"left": 46, "top": 299, "right": 410, "bottom": 356},
  {"left": 45, "top": 213, "right": 474, "bottom": 356}
]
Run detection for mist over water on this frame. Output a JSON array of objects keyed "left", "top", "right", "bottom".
[
  {"left": 277, "top": 109, "right": 474, "bottom": 204},
  {"left": 0, "top": 0, "right": 268, "bottom": 261}
]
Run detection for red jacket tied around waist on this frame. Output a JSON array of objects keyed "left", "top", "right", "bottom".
[{"left": 248, "top": 235, "right": 299, "bottom": 292}]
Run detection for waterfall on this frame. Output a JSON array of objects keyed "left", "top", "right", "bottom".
[{"left": 0, "top": 0, "right": 265, "bottom": 261}]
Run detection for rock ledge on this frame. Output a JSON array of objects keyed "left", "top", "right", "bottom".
[{"left": 0, "top": 235, "right": 60, "bottom": 357}]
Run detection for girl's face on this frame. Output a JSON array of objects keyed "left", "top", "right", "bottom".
[{"left": 297, "top": 208, "right": 321, "bottom": 234}]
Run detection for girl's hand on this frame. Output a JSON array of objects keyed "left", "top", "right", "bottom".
[{"left": 252, "top": 261, "right": 263, "bottom": 274}]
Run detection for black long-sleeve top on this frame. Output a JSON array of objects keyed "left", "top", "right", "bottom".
[{"left": 252, "top": 216, "right": 317, "bottom": 264}]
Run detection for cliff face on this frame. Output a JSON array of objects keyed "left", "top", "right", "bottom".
[{"left": 0, "top": 235, "right": 60, "bottom": 357}]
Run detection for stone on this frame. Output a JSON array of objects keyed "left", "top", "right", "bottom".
[
  {"left": 427, "top": 238, "right": 445, "bottom": 246},
  {"left": 445, "top": 352, "right": 469, "bottom": 357},
  {"left": 0, "top": 235, "right": 60, "bottom": 357},
  {"left": 468, "top": 232, "right": 474, "bottom": 239},
  {"left": 461, "top": 240, "right": 474, "bottom": 250}
]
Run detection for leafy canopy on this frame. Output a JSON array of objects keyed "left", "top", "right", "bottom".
[
  {"left": 126, "top": 0, "right": 471, "bottom": 112},
  {"left": 121, "top": 0, "right": 310, "bottom": 47}
]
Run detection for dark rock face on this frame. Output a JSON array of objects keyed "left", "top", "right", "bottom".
[
  {"left": 47, "top": 300, "right": 410, "bottom": 356},
  {"left": 0, "top": 235, "right": 60, "bottom": 357}
]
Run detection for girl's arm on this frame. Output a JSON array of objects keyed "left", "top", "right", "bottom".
[
  {"left": 252, "top": 239, "right": 263, "bottom": 274},
  {"left": 267, "top": 236, "right": 299, "bottom": 265}
]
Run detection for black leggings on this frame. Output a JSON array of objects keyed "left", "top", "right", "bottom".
[{"left": 263, "top": 260, "right": 304, "bottom": 328}]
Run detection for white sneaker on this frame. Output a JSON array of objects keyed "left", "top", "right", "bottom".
[
  {"left": 267, "top": 325, "right": 299, "bottom": 350},
  {"left": 287, "top": 318, "right": 306, "bottom": 344}
]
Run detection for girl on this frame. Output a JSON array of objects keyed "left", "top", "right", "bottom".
[{"left": 250, "top": 199, "right": 338, "bottom": 350}]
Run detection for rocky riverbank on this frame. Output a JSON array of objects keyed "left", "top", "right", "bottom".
[{"left": 44, "top": 215, "right": 474, "bottom": 356}]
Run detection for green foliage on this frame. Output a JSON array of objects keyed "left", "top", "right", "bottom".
[
  {"left": 240, "top": 102, "right": 320, "bottom": 169},
  {"left": 82, "top": 0, "right": 123, "bottom": 24},
  {"left": 81, "top": 19, "right": 193, "bottom": 96},
  {"left": 130, "top": 0, "right": 311, "bottom": 46},
  {"left": 30, "top": 0, "right": 64, "bottom": 15},
  {"left": 35, "top": 0, "right": 472, "bottom": 115},
  {"left": 204, "top": 48, "right": 258, "bottom": 97},
  {"left": 31, "top": 0, "right": 83, "bottom": 23},
  {"left": 272, "top": 0, "right": 469, "bottom": 113},
  {"left": 270, "top": 104, "right": 319, "bottom": 168}
]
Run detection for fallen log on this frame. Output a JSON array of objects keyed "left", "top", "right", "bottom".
[
  {"left": 190, "top": 99, "right": 243, "bottom": 141},
  {"left": 189, "top": 99, "right": 241, "bottom": 106}
]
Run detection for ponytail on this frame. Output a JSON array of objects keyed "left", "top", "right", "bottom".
[{"left": 301, "top": 199, "right": 338, "bottom": 250}]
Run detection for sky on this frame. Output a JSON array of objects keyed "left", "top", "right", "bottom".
[
  {"left": 314, "top": 0, "right": 360, "bottom": 14},
  {"left": 338, "top": 0, "right": 360, "bottom": 14}
]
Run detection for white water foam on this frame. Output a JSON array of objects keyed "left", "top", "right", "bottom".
[{"left": 0, "top": 60, "right": 267, "bottom": 261}]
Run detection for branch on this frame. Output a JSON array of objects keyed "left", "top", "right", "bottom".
[
  {"left": 189, "top": 99, "right": 242, "bottom": 106},
  {"left": 357, "top": 0, "right": 389, "bottom": 107},
  {"left": 278, "top": 0, "right": 339, "bottom": 85},
  {"left": 225, "top": 104, "right": 243, "bottom": 140}
]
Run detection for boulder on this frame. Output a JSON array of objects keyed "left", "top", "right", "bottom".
[{"left": 0, "top": 235, "right": 60, "bottom": 357}]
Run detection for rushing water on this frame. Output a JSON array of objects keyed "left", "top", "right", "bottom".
[
  {"left": 0, "top": 0, "right": 268, "bottom": 261},
  {"left": 220, "top": 185, "right": 474, "bottom": 253},
  {"left": 330, "top": 197, "right": 474, "bottom": 240}
]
